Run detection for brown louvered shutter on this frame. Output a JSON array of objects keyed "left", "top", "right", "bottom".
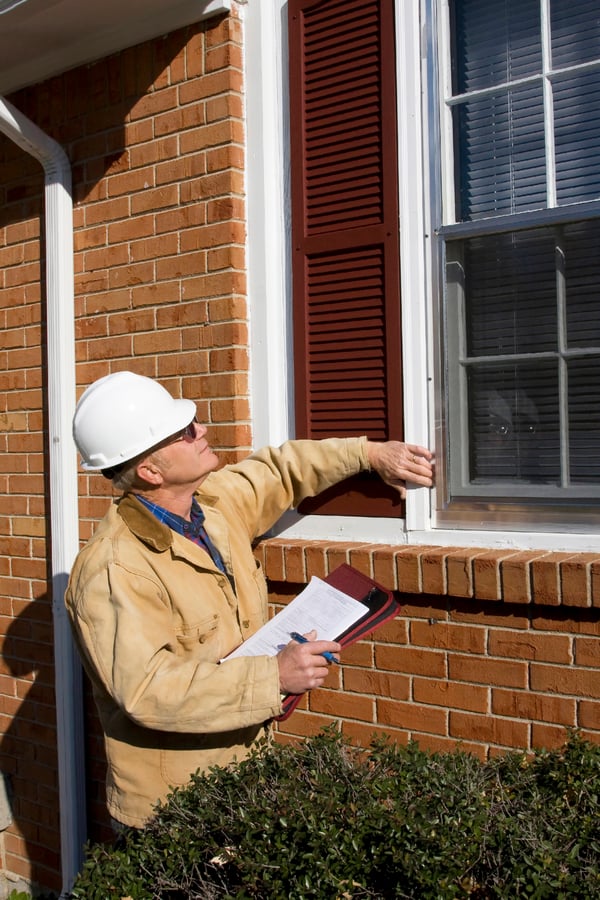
[{"left": 289, "top": 0, "right": 403, "bottom": 516}]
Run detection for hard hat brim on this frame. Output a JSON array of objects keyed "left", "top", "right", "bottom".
[{"left": 79, "top": 397, "right": 198, "bottom": 471}]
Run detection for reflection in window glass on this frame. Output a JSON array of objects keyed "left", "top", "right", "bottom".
[
  {"left": 468, "top": 364, "right": 559, "bottom": 483},
  {"left": 464, "top": 231, "right": 556, "bottom": 357}
]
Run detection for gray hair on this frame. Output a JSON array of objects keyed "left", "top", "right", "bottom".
[
  {"left": 107, "top": 448, "right": 168, "bottom": 493},
  {"left": 111, "top": 458, "right": 141, "bottom": 493}
]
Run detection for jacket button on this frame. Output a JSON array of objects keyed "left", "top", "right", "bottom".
[{"left": 242, "top": 620, "right": 250, "bottom": 629}]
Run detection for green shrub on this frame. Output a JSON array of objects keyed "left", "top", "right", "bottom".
[{"left": 69, "top": 728, "right": 600, "bottom": 899}]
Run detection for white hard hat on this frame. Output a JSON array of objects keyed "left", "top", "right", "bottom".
[{"left": 73, "top": 371, "right": 197, "bottom": 471}]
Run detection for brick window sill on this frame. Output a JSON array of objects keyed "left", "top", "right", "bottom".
[{"left": 254, "top": 538, "right": 600, "bottom": 608}]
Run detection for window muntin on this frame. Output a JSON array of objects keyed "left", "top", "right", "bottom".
[{"left": 439, "top": 0, "right": 600, "bottom": 521}]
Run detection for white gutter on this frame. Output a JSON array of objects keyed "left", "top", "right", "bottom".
[{"left": 0, "top": 96, "right": 85, "bottom": 896}]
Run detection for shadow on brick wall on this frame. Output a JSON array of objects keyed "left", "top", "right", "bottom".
[{"left": 0, "top": 591, "right": 62, "bottom": 894}]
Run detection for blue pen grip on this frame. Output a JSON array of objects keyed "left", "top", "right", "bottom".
[{"left": 290, "top": 631, "right": 338, "bottom": 664}]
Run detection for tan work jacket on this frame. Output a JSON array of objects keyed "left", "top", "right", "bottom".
[{"left": 65, "top": 437, "right": 370, "bottom": 827}]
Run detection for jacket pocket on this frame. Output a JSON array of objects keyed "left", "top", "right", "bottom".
[{"left": 175, "top": 613, "right": 219, "bottom": 652}]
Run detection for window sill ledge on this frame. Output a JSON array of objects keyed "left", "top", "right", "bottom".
[{"left": 255, "top": 538, "right": 600, "bottom": 608}]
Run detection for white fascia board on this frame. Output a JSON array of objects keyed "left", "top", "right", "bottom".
[{"left": 0, "top": 0, "right": 232, "bottom": 94}]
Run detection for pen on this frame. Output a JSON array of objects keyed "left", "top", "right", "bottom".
[{"left": 290, "top": 631, "right": 339, "bottom": 664}]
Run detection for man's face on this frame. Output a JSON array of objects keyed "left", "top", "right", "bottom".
[{"left": 146, "top": 419, "right": 220, "bottom": 489}]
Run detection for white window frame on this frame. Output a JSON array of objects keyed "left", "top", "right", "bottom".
[
  {"left": 243, "top": 0, "right": 600, "bottom": 552},
  {"left": 429, "top": 0, "right": 600, "bottom": 539}
]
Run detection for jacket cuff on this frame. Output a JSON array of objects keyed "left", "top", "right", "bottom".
[{"left": 356, "top": 435, "right": 371, "bottom": 471}]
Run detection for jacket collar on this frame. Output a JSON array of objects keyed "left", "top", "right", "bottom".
[
  {"left": 116, "top": 493, "right": 174, "bottom": 552},
  {"left": 116, "top": 489, "right": 224, "bottom": 555}
]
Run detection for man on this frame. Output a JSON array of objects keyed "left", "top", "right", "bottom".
[{"left": 66, "top": 371, "right": 434, "bottom": 828}]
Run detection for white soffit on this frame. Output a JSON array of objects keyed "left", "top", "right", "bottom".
[{"left": 0, "top": 0, "right": 232, "bottom": 95}]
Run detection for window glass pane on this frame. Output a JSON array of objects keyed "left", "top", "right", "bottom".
[
  {"left": 454, "top": 0, "right": 541, "bottom": 93},
  {"left": 455, "top": 85, "right": 546, "bottom": 220},
  {"left": 551, "top": 0, "right": 600, "bottom": 68},
  {"left": 468, "top": 364, "right": 560, "bottom": 482},
  {"left": 569, "top": 358, "right": 600, "bottom": 482},
  {"left": 564, "top": 220, "right": 600, "bottom": 348},
  {"left": 464, "top": 231, "right": 556, "bottom": 357},
  {"left": 554, "top": 71, "right": 600, "bottom": 205}
]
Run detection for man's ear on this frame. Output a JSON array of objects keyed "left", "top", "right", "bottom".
[{"left": 136, "top": 457, "right": 164, "bottom": 486}]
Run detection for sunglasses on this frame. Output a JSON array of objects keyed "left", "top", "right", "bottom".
[{"left": 169, "top": 418, "right": 198, "bottom": 444}]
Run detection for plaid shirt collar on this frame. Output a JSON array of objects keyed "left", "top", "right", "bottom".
[{"left": 134, "top": 494, "right": 226, "bottom": 573}]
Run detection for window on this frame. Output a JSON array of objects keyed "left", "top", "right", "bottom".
[{"left": 435, "top": 0, "right": 600, "bottom": 528}]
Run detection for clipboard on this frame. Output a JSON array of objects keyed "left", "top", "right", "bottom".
[{"left": 276, "top": 563, "right": 400, "bottom": 721}]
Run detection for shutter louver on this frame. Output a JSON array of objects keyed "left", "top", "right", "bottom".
[
  {"left": 305, "top": 247, "right": 388, "bottom": 438},
  {"left": 289, "top": 0, "right": 403, "bottom": 516}
]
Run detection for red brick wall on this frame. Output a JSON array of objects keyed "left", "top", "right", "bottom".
[
  {"left": 257, "top": 541, "right": 600, "bottom": 756},
  {"left": 0, "top": 2, "right": 599, "bottom": 894},
  {"left": 0, "top": 7, "right": 246, "bottom": 891}
]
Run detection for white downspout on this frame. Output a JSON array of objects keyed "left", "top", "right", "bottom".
[{"left": 0, "top": 96, "right": 86, "bottom": 895}]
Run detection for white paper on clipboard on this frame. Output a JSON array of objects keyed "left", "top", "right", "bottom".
[{"left": 222, "top": 576, "right": 368, "bottom": 660}]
